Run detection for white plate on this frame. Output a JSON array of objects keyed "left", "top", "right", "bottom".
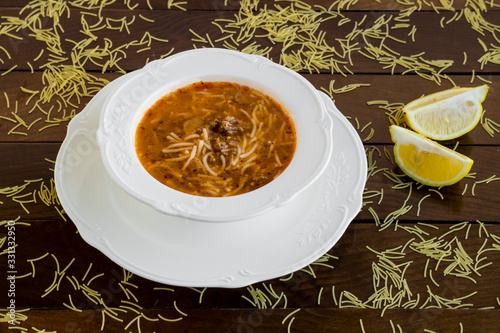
[
  {"left": 55, "top": 77, "right": 367, "bottom": 288},
  {"left": 97, "top": 49, "right": 334, "bottom": 222}
]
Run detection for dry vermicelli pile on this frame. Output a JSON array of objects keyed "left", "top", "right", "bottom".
[{"left": 0, "top": 0, "right": 173, "bottom": 136}]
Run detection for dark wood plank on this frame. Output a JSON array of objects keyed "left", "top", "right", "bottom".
[
  {"left": 2, "top": 71, "right": 128, "bottom": 141},
  {"left": 6, "top": 308, "right": 500, "bottom": 332},
  {"left": 359, "top": 144, "right": 500, "bottom": 223},
  {"left": 1, "top": 142, "right": 499, "bottom": 221},
  {"left": 1, "top": 1, "right": 499, "bottom": 332},
  {"left": 0, "top": 143, "right": 61, "bottom": 219},
  {"left": 1, "top": 72, "right": 499, "bottom": 144},
  {"left": 7, "top": 219, "right": 500, "bottom": 309},
  {"left": 0, "top": 0, "right": 483, "bottom": 10},
  {"left": 0, "top": 9, "right": 499, "bottom": 73},
  {"left": 0, "top": 71, "right": 120, "bottom": 142},
  {"left": 305, "top": 74, "right": 500, "bottom": 146}
]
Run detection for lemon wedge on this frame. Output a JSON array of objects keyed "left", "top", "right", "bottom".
[
  {"left": 389, "top": 125, "right": 473, "bottom": 186},
  {"left": 404, "top": 85, "right": 489, "bottom": 140}
]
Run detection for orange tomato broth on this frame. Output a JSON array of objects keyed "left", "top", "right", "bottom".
[{"left": 135, "top": 81, "right": 297, "bottom": 197}]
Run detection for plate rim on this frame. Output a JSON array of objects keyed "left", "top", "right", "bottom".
[{"left": 55, "top": 79, "right": 367, "bottom": 288}]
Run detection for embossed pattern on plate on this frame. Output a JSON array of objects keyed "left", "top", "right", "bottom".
[{"left": 55, "top": 79, "right": 366, "bottom": 288}]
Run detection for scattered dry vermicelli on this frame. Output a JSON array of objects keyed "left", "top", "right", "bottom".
[
  {"left": 334, "top": 221, "right": 500, "bottom": 314},
  {"left": 471, "top": 175, "right": 500, "bottom": 196},
  {"left": 0, "top": 174, "right": 64, "bottom": 217},
  {"left": 2, "top": 0, "right": 500, "bottom": 331},
  {"left": 197, "top": 0, "right": 353, "bottom": 73},
  {"left": 243, "top": 281, "right": 289, "bottom": 309},
  {"left": 480, "top": 111, "right": 500, "bottom": 137},
  {"left": 0, "top": 0, "right": 172, "bottom": 135},
  {"left": 367, "top": 100, "right": 406, "bottom": 126},
  {"left": 242, "top": 284, "right": 275, "bottom": 309},
  {"left": 319, "top": 79, "right": 370, "bottom": 102},
  {"left": 187, "top": 287, "right": 208, "bottom": 304},
  {"left": 0, "top": 308, "right": 29, "bottom": 325}
]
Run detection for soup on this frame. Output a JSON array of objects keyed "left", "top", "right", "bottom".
[{"left": 135, "top": 81, "right": 297, "bottom": 197}]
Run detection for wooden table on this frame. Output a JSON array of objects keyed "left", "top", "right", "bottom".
[{"left": 1, "top": 0, "right": 500, "bottom": 332}]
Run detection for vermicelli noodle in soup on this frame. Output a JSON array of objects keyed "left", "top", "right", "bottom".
[{"left": 135, "top": 81, "right": 297, "bottom": 197}]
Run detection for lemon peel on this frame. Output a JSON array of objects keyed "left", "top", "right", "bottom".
[
  {"left": 389, "top": 125, "right": 473, "bottom": 186},
  {"left": 404, "top": 85, "right": 489, "bottom": 140}
]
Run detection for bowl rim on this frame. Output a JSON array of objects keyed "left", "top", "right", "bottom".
[{"left": 96, "top": 48, "right": 333, "bottom": 222}]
